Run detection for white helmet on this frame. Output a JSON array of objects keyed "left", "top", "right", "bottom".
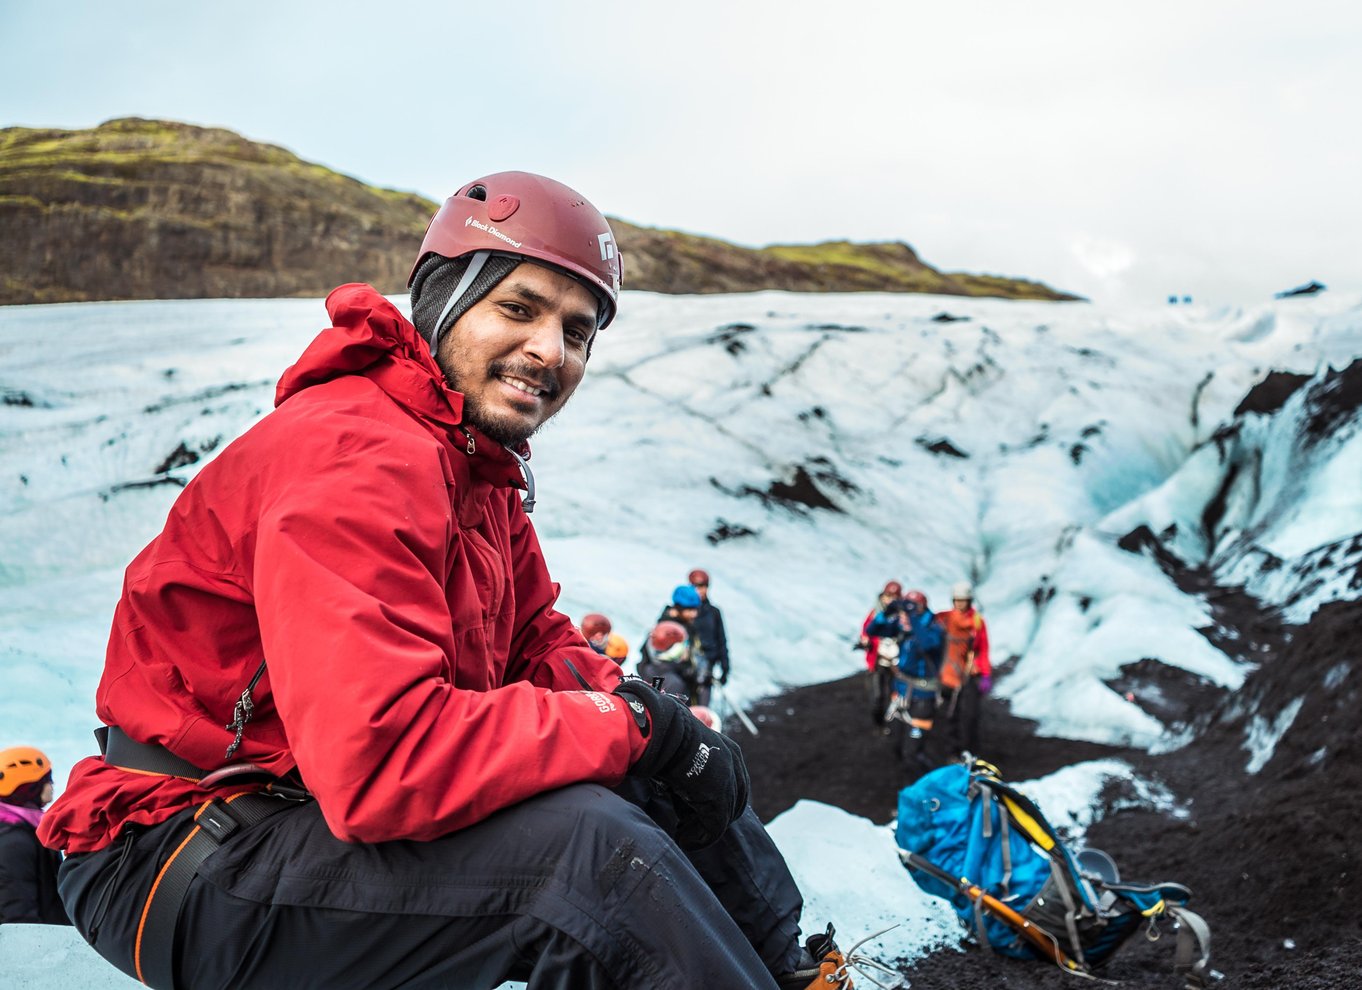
[{"left": 951, "top": 581, "right": 974, "bottom": 602}]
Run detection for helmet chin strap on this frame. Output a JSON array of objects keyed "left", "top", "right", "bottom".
[
  {"left": 429, "top": 250, "right": 492, "bottom": 352},
  {"left": 503, "top": 444, "right": 536, "bottom": 513}
]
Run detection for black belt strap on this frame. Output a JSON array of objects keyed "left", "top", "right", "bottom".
[
  {"left": 96, "top": 726, "right": 210, "bottom": 781},
  {"left": 135, "top": 793, "right": 297, "bottom": 990}
]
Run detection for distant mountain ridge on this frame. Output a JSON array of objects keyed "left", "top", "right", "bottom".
[{"left": 0, "top": 118, "right": 1079, "bottom": 305}]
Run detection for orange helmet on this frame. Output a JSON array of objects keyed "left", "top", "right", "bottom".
[
  {"left": 580, "top": 613, "right": 612, "bottom": 641},
  {"left": 0, "top": 746, "right": 52, "bottom": 799},
  {"left": 605, "top": 632, "right": 629, "bottom": 660}
]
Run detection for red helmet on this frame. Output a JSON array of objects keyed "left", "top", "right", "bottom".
[
  {"left": 580, "top": 613, "right": 611, "bottom": 640},
  {"left": 688, "top": 568, "right": 710, "bottom": 586},
  {"left": 689, "top": 705, "right": 721, "bottom": 731},
  {"left": 905, "top": 590, "right": 928, "bottom": 608},
  {"left": 882, "top": 581, "right": 903, "bottom": 597},
  {"left": 649, "top": 620, "right": 689, "bottom": 653},
  {"left": 409, "top": 171, "right": 622, "bottom": 328}
]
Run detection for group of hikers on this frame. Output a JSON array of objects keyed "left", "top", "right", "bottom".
[
  {"left": 13, "top": 171, "right": 862, "bottom": 989},
  {"left": 857, "top": 579, "right": 992, "bottom": 770},
  {"left": 577, "top": 568, "right": 732, "bottom": 709}
]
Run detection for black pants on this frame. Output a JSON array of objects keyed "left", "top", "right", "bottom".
[
  {"left": 59, "top": 781, "right": 804, "bottom": 990},
  {"left": 946, "top": 679, "right": 983, "bottom": 755}
]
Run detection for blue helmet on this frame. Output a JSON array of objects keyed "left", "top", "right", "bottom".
[{"left": 671, "top": 584, "right": 702, "bottom": 609}]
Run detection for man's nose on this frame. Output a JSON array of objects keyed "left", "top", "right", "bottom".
[{"left": 522, "top": 317, "right": 566, "bottom": 368}]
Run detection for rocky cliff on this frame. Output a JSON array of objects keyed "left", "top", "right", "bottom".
[{"left": 0, "top": 118, "right": 1078, "bottom": 305}]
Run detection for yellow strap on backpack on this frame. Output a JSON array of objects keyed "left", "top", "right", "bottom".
[{"left": 1001, "top": 794, "right": 1057, "bottom": 852}]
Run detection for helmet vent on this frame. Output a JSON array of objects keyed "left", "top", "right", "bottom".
[{"left": 466, "top": 184, "right": 488, "bottom": 201}]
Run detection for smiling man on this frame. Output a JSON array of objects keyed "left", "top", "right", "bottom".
[{"left": 41, "top": 173, "right": 852, "bottom": 990}]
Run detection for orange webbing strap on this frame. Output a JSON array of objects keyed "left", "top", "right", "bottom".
[
  {"left": 134, "top": 800, "right": 211, "bottom": 984},
  {"left": 132, "top": 793, "right": 298, "bottom": 989}
]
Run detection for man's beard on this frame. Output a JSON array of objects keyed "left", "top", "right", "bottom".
[{"left": 443, "top": 358, "right": 563, "bottom": 448}]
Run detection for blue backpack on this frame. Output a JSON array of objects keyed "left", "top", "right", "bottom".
[{"left": 895, "top": 760, "right": 1211, "bottom": 987}]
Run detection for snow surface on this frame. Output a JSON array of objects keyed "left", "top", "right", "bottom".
[{"left": 3, "top": 287, "right": 1361, "bottom": 985}]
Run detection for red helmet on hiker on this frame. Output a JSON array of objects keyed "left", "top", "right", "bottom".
[
  {"left": 689, "top": 705, "right": 721, "bottom": 731},
  {"left": 905, "top": 590, "right": 928, "bottom": 609},
  {"left": 688, "top": 568, "right": 710, "bottom": 586},
  {"left": 580, "top": 613, "right": 611, "bottom": 640},
  {"left": 410, "top": 171, "right": 622, "bottom": 329},
  {"left": 649, "top": 620, "right": 689, "bottom": 653},
  {"left": 882, "top": 581, "right": 903, "bottom": 598}
]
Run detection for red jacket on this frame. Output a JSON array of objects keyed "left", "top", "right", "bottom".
[
  {"left": 937, "top": 607, "right": 991, "bottom": 689},
  {"left": 860, "top": 609, "right": 883, "bottom": 671},
  {"left": 41, "top": 284, "right": 643, "bottom": 855}
]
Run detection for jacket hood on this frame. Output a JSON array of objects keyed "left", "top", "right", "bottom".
[
  {"left": 276, "top": 284, "right": 459, "bottom": 419},
  {"left": 275, "top": 283, "right": 529, "bottom": 489}
]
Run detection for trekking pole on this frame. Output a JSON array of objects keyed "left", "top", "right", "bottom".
[
  {"left": 899, "top": 850, "right": 1084, "bottom": 974},
  {"left": 714, "top": 682, "right": 759, "bottom": 736}
]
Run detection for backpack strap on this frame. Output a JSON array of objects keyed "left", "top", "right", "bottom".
[{"left": 1167, "top": 906, "right": 1212, "bottom": 989}]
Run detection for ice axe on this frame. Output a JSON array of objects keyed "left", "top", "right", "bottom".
[
  {"left": 898, "top": 850, "right": 1084, "bottom": 975},
  {"left": 712, "top": 681, "right": 759, "bottom": 736},
  {"left": 945, "top": 649, "right": 976, "bottom": 718}
]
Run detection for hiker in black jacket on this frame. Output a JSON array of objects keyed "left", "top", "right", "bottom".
[
  {"left": 0, "top": 746, "right": 69, "bottom": 925},
  {"left": 689, "top": 568, "right": 731, "bottom": 691}
]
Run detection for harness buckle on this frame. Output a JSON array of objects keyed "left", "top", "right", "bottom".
[{"left": 195, "top": 800, "right": 242, "bottom": 844}]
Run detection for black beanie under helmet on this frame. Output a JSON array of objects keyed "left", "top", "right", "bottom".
[{"left": 410, "top": 252, "right": 522, "bottom": 353}]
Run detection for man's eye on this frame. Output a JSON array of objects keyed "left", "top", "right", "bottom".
[{"left": 502, "top": 302, "right": 529, "bottom": 317}]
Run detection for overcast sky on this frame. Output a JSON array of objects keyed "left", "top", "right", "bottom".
[{"left": 3, "top": 0, "right": 1358, "bottom": 306}]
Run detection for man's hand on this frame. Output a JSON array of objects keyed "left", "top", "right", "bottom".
[{"left": 614, "top": 678, "right": 749, "bottom": 849}]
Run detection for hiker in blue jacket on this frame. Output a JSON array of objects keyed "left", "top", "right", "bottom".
[{"left": 866, "top": 591, "right": 944, "bottom": 769}]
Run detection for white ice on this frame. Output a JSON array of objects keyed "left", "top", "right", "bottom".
[{"left": 3, "top": 287, "right": 1361, "bottom": 986}]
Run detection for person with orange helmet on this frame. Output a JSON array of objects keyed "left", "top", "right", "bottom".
[
  {"left": 0, "top": 746, "right": 69, "bottom": 925},
  {"left": 603, "top": 632, "right": 630, "bottom": 664},
  {"left": 41, "top": 173, "right": 848, "bottom": 989}
]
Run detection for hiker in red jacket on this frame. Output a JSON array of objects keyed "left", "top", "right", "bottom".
[
  {"left": 938, "top": 581, "right": 993, "bottom": 757},
  {"left": 39, "top": 173, "right": 850, "bottom": 990},
  {"left": 857, "top": 580, "right": 903, "bottom": 724}
]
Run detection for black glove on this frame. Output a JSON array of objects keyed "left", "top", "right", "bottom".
[
  {"left": 614, "top": 677, "right": 750, "bottom": 849},
  {"left": 715, "top": 666, "right": 729, "bottom": 686},
  {"left": 883, "top": 599, "right": 906, "bottom": 616}
]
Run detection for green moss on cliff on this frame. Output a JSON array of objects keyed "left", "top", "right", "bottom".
[{"left": 1, "top": 118, "right": 1079, "bottom": 305}]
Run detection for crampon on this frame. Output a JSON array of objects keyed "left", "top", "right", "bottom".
[{"left": 776, "top": 923, "right": 906, "bottom": 989}]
